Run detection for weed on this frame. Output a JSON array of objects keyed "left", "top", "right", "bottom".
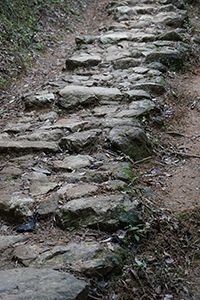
[{"left": 125, "top": 224, "right": 145, "bottom": 242}]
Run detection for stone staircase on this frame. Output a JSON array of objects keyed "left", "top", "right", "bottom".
[{"left": 0, "top": 0, "right": 196, "bottom": 299}]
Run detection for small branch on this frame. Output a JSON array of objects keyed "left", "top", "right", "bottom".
[
  {"left": 165, "top": 131, "right": 186, "bottom": 137},
  {"left": 133, "top": 156, "right": 152, "bottom": 164},
  {"left": 169, "top": 151, "right": 200, "bottom": 159}
]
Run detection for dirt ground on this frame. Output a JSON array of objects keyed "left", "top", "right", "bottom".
[{"left": 1, "top": 0, "right": 200, "bottom": 299}]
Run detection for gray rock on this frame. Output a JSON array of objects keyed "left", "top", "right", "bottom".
[
  {"left": 100, "top": 32, "right": 129, "bottom": 44},
  {"left": 37, "top": 193, "right": 59, "bottom": 218},
  {"left": 102, "top": 180, "right": 126, "bottom": 191},
  {"left": 0, "top": 235, "right": 30, "bottom": 251},
  {"left": 125, "top": 89, "right": 152, "bottom": 100},
  {"left": 115, "top": 100, "right": 157, "bottom": 118},
  {"left": 0, "top": 166, "right": 23, "bottom": 179},
  {"left": 39, "top": 111, "right": 58, "bottom": 122},
  {"left": 0, "top": 268, "right": 88, "bottom": 300},
  {"left": 192, "top": 34, "right": 200, "bottom": 44},
  {"left": 145, "top": 49, "right": 185, "bottom": 69},
  {"left": 158, "top": 30, "right": 183, "bottom": 41},
  {"left": 103, "top": 117, "right": 141, "bottom": 128},
  {"left": 4, "top": 122, "right": 32, "bottom": 133},
  {"left": 12, "top": 244, "right": 42, "bottom": 266},
  {"left": 57, "top": 194, "right": 139, "bottom": 231},
  {"left": 132, "top": 67, "right": 149, "bottom": 74},
  {"left": 75, "top": 35, "right": 96, "bottom": 45},
  {"left": 52, "top": 154, "right": 94, "bottom": 170},
  {"left": 58, "top": 86, "right": 122, "bottom": 109},
  {"left": 90, "top": 87, "right": 123, "bottom": 102},
  {"left": 58, "top": 171, "right": 91, "bottom": 183},
  {"left": 0, "top": 194, "right": 35, "bottom": 218},
  {"left": 31, "top": 167, "right": 51, "bottom": 175},
  {"left": 58, "top": 170, "right": 109, "bottom": 184},
  {"left": 46, "top": 118, "right": 88, "bottom": 133},
  {"left": 29, "top": 177, "right": 58, "bottom": 196},
  {"left": 24, "top": 93, "right": 55, "bottom": 108},
  {"left": 66, "top": 54, "right": 101, "bottom": 70},
  {"left": 18, "top": 129, "right": 64, "bottom": 141},
  {"left": 59, "top": 129, "right": 101, "bottom": 153},
  {"left": 132, "top": 82, "right": 166, "bottom": 95},
  {"left": 0, "top": 140, "right": 59, "bottom": 153},
  {"left": 100, "top": 161, "right": 135, "bottom": 182},
  {"left": 58, "top": 85, "right": 97, "bottom": 109},
  {"left": 108, "top": 126, "right": 152, "bottom": 160},
  {"left": 134, "top": 5, "right": 156, "bottom": 14},
  {"left": 57, "top": 183, "right": 98, "bottom": 199},
  {"left": 147, "top": 62, "right": 167, "bottom": 72},
  {"left": 154, "top": 11, "right": 186, "bottom": 28},
  {"left": 113, "top": 57, "right": 141, "bottom": 69},
  {"left": 114, "top": 5, "right": 135, "bottom": 16},
  {"left": 129, "top": 33, "right": 155, "bottom": 43},
  {"left": 29, "top": 241, "right": 120, "bottom": 276},
  {"left": 92, "top": 105, "right": 118, "bottom": 117},
  {"left": 0, "top": 133, "right": 9, "bottom": 140}
]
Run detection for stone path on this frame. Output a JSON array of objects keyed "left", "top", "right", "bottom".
[{"left": 0, "top": 0, "right": 197, "bottom": 298}]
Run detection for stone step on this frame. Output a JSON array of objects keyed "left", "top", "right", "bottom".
[
  {"left": 0, "top": 268, "right": 88, "bottom": 300},
  {"left": 57, "top": 194, "right": 139, "bottom": 232},
  {"left": 0, "top": 140, "right": 59, "bottom": 153}
]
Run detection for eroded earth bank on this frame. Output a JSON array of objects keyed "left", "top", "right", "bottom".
[{"left": 0, "top": 0, "right": 200, "bottom": 299}]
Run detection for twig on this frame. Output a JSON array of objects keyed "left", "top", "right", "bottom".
[
  {"left": 165, "top": 131, "right": 186, "bottom": 137},
  {"left": 133, "top": 156, "right": 152, "bottom": 164},
  {"left": 88, "top": 295, "right": 103, "bottom": 300},
  {"left": 169, "top": 151, "right": 200, "bottom": 159}
]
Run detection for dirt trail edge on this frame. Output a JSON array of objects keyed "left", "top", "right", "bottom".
[{"left": 0, "top": 0, "right": 200, "bottom": 299}]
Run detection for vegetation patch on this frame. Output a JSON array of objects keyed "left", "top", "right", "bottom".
[{"left": 0, "top": 0, "right": 88, "bottom": 91}]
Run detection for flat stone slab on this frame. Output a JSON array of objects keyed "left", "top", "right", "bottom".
[
  {"left": 59, "top": 129, "right": 101, "bottom": 153},
  {"left": 29, "top": 179, "right": 58, "bottom": 196},
  {"left": 0, "top": 235, "right": 29, "bottom": 251},
  {"left": 132, "top": 82, "right": 166, "bottom": 95},
  {"left": 57, "top": 183, "right": 99, "bottom": 199},
  {"left": 145, "top": 49, "right": 184, "bottom": 69},
  {"left": 100, "top": 32, "right": 130, "bottom": 44},
  {"left": 58, "top": 86, "right": 122, "bottom": 109},
  {"left": 57, "top": 194, "right": 139, "bottom": 231},
  {"left": 125, "top": 89, "right": 152, "bottom": 100},
  {"left": 0, "top": 268, "right": 88, "bottom": 300},
  {"left": 115, "top": 100, "right": 157, "bottom": 118},
  {"left": 92, "top": 106, "right": 118, "bottom": 117},
  {"left": 0, "top": 166, "right": 23, "bottom": 178},
  {"left": 12, "top": 241, "right": 120, "bottom": 276},
  {"left": 18, "top": 129, "right": 64, "bottom": 141},
  {"left": 0, "top": 140, "right": 59, "bottom": 153},
  {"left": 57, "top": 169, "right": 109, "bottom": 184},
  {"left": 4, "top": 122, "right": 32, "bottom": 133},
  {"left": 52, "top": 154, "right": 94, "bottom": 170},
  {"left": 113, "top": 57, "right": 141, "bottom": 69},
  {"left": 48, "top": 118, "right": 88, "bottom": 133},
  {"left": 103, "top": 117, "right": 141, "bottom": 128},
  {"left": 66, "top": 54, "right": 101, "bottom": 70}
]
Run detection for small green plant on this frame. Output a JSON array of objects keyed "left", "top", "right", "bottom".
[
  {"left": 67, "top": 226, "right": 75, "bottom": 232},
  {"left": 178, "top": 212, "right": 183, "bottom": 219},
  {"left": 125, "top": 224, "right": 145, "bottom": 242}
]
